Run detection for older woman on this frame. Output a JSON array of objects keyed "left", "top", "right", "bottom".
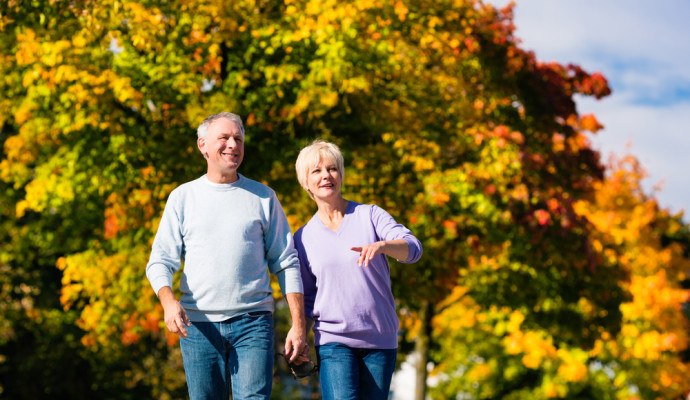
[{"left": 293, "top": 140, "right": 422, "bottom": 400}]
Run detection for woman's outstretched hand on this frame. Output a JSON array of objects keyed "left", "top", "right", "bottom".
[{"left": 350, "top": 241, "right": 386, "bottom": 267}]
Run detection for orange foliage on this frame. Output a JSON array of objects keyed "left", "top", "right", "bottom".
[{"left": 576, "top": 155, "right": 690, "bottom": 397}]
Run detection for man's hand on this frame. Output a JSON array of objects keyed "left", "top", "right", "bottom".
[
  {"left": 284, "top": 326, "right": 310, "bottom": 364},
  {"left": 284, "top": 292, "right": 309, "bottom": 363},
  {"left": 158, "top": 286, "right": 191, "bottom": 338}
]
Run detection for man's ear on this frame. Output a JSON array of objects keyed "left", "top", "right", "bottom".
[{"left": 197, "top": 137, "right": 208, "bottom": 159}]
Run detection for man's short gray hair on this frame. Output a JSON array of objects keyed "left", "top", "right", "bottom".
[{"left": 197, "top": 112, "right": 245, "bottom": 139}]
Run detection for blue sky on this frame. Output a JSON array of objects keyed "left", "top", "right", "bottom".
[{"left": 489, "top": 0, "right": 690, "bottom": 222}]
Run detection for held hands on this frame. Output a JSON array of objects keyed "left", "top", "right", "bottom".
[
  {"left": 284, "top": 326, "right": 310, "bottom": 364},
  {"left": 350, "top": 241, "right": 386, "bottom": 267}
]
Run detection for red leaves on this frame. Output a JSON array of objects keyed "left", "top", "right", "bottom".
[
  {"left": 525, "top": 62, "right": 612, "bottom": 118},
  {"left": 534, "top": 209, "right": 550, "bottom": 226},
  {"left": 574, "top": 72, "right": 611, "bottom": 99}
]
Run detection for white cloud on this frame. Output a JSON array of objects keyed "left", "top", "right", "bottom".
[
  {"left": 580, "top": 95, "right": 690, "bottom": 217},
  {"left": 490, "top": 0, "right": 690, "bottom": 220}
]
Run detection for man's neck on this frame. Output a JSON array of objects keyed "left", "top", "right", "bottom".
[{"left": 206, "top": 170, "right": 239, "bottom": 184}]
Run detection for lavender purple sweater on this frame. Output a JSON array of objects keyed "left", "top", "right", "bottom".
[{"left": 294, "top": 201, "right": 422, "bottom": 349}]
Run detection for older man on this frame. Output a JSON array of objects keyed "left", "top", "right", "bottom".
[{"left": 146, "top": 112, "right": 308, "bottom": 399}]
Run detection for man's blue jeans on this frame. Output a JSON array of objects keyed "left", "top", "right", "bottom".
[
  {"left": 180, "top": 311, "right": 274, "bottom": 400},
  {"left": 317, "top": 343, "right": 397, "bottom": 400}
]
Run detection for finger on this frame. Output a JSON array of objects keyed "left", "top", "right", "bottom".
[
  {"left": 288, "top": 345, "right": 300, "bottom": 362},
  {"left": 363, "top": 250, "right": 372, "bottom": 267},
  {"left": 176, "top": 317, "right": 188, "bottom": 338},
  {"left": 166, "top": 321, "right": 178, "bottom": 334},
  {"left": 351, "top": 247, "right": 365, "bottom": 266},
  {"left": 362, "top": 249, "right": 373, "bottom": 266},
  {"left": 284, "top": 339, "right": 294, "bottom": 355},
  {"left": 289, "top": 342, "right": 305, "bottom": 362},
  {"left": 301, "top": 345, "right": 310, "bottom": 357}
]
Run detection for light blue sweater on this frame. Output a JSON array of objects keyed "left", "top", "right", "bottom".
[{"left": 146, "top": 174, "right": 303, "bottom": 322}]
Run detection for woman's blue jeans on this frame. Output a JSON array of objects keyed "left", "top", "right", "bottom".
[
  {"left": 179, "top": 311, "right": 274, "bottom": 400},
  {"left": 317, "top": 343, "right": 397, "bottom": 400}
]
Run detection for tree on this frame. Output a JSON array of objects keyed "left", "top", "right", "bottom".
[
  {"left": 571, "top": 156, "right": 690, "bottom": 399},
  {"left": 1, "top": 0, "right": 688, "bottom": 399},
  {"left": 427, "top": 153, "right": 690, "bottom": 400}
]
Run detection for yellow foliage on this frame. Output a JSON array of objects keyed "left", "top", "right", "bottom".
[
  {"left": 71, "top": 34, "right": 88, "bottom": 48},
  {"left": 319, "top": 90, "right": 338, "bottom": 107},
  {"left": 557, "top": 361, "right": 587, "bottom": 382},
  {"left": 400, "top": 309, "right": 421, "bottom": 341},
  {"left": 506, "top": 310, "right": 524, "bottom": 333},
  {"left": 23, "top": 178, "right": 49, "bottom": 213},
  {"left": 503, "top": 332, "right": 522, "bottom": 355},
  {"left": 542, "top": 380, "right": 567, "bottom": 398},
  {"left": 393, "top": 1, "right": 409, "bottom": 21},
  {"left": 576, "top": 155, "right": 690, "bottom": 396},
  {"left": 521, "top": 352, "right": 542, "bottom": 369},
  {"left": 556, "top": 348, "right": 588, "bottom": 382},
  {"left": 467, "top": 363, "right": 492, "bottom": 382},
  {"left": 502, "top": 329, "right": 557, "bottom": 368},
  {"left": 413, "top": 157, "right": 435, "bottom": 172},
  {"left": 15, "top": 28, "right": 40, "bottom": 66}
]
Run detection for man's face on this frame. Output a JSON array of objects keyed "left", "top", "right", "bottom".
[{"left": 198, "top": 118, "right": 244, "bottom": 178}]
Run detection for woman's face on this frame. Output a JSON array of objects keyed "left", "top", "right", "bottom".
[{"left": 306, "top": 156, "right": 342, "bottom": 201}]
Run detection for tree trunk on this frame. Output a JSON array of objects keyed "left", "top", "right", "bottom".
[{"left": 414, "top": 300, "right": 433, "bottom": 400}]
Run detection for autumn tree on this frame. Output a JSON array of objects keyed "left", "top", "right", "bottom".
[
  {"left": 570, "top": 156, "right": 690, "bottom": 399},
  {"left": 1, "top": 0, "right": 689, "bottom": 399},
  {"left": 430, "top": 154, "right": 690, "bottom": 398}
]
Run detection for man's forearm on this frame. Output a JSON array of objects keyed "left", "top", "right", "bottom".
[{"left": 157, "top": 286, "right": 177, "bottom": 306}]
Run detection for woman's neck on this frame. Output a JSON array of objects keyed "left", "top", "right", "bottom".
[{"left": 315, "top": 197, "right": 349, "bottom": 231}]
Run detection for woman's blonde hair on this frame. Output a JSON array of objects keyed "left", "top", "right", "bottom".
[{"left": 295, "top": 140, "right": 345, "bottom": 196}]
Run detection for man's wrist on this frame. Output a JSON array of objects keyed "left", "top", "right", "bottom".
[{"left": 157, "top": 287, "right": 178, "bottom": 307}]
